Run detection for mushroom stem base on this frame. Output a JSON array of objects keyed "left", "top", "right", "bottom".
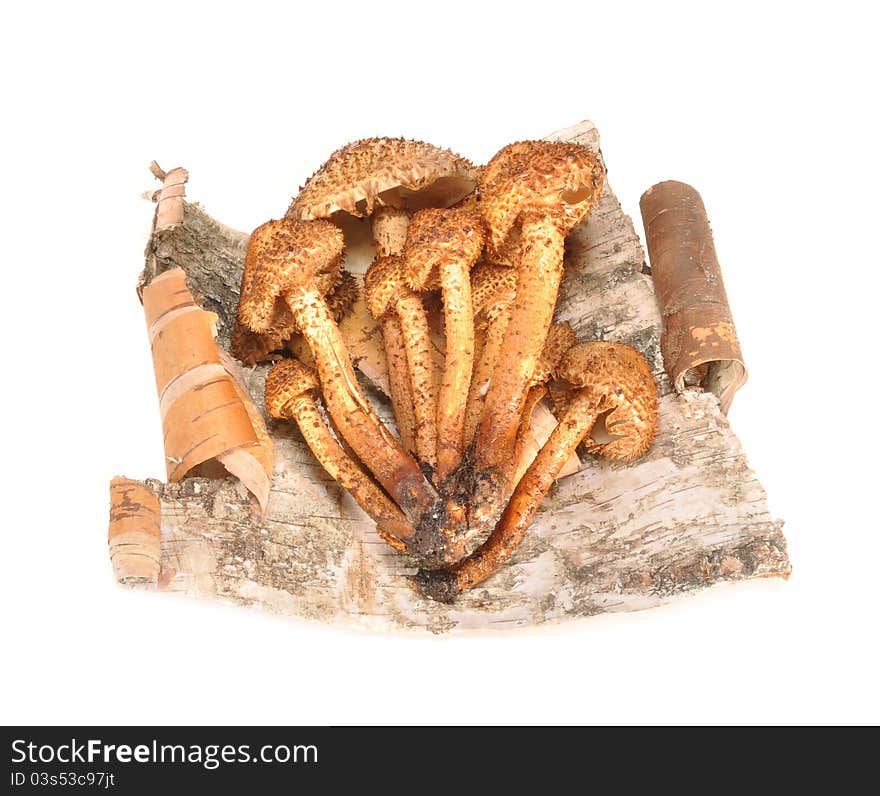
[{"left": 419, "top": 391, "right": 598, "bottom": 598}]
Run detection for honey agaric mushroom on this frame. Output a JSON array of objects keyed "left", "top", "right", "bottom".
[
  {"left": 512, "top": 322, "right": 578, "bottom": 471},
  {"left": 364, "top": 255, "right": 437, "bottom": 470},
  {"left": 416, "top": 341, "right": 658, "bottom": 601},
  {"left": 461, "top": 263, "right": 518, "bottom": 448},
  {"left": 325, "top": 270, "right": 359, "bottom": 320},
  {"left": 369, "top": 206, "right": 418, "bottom": 456},
  {"left": 230, "top": 318, "right": 288, "bottom": 365},
  {"left": 286, "top": 270, "right": 360, "bottom": 367},
  {"left": 471, "top": 140, "right": 606, "bottom": 526},
  {"left": 239, "top": 271, "right": 360, "bottom": 366},
  {"left": 285, "top": 137, "right": 476, "bottom": 469},
  {"left": 288, "top": 138, "right": 477, "bottom": 222},
  {"left": 238, "top": 218, "right": 439, "bottom": 527},
  {"left": 402, "top": 206, "right": 485, "bottom": 481},
  {"left": 530, "top": 321, "right": 577, "bottom": 388},
  {"left": 265, "top": 360, "right": 415, "bottom": 548},
  {"left": 382, "top": 313, "right": 418, "bottom": 456}
]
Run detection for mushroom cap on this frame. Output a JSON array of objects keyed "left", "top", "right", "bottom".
[
  {"left": 531, "top": 322, "right": 577, "bottom": 385},
  {"left": 230, "top": 317, "right": 289, "bottom": 365},
  {"left": 363, "top": 256, "right": 409, "bottom": 320},
  {"left": 264, "top": 359, "right": 320, "bottom": 419},
  {"left": 238, "top": 218, "right": 344, "bottom": 334},
  {"left": 287, "top": 138, "right": 479, "bottom": 221},
  {"left": 325, "top": 270, "right": 359, "bottom": 322},
  {"left": 479, "top": 140, "right": 606, "bottom": 258},
  {"left": 402, "top": 207, "right": 485, "bottom": 291},
  {"left": 557, "top": 341, "right": 658, "bottom": 460},
  {"left": 470, "top": 262, "right": 517, "bottom": 326}
]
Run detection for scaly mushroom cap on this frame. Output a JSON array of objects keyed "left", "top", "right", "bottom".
[
  {"left": 238, "top": 219, "right": 344, "bottom": 334},
  {"left": 288, "top": 138, "right": 479, "bottom": 221},
  {"left": 363, "top": 256, "right": 408, "bottom": 320},
  {"left": 230, "top": 318, "right": 289, "bottom": 365},
  {"left": 470, "top": 263, "right": 517, "bottom": 327},
  {"left": 264, "top": 359, "right": 321, "bottom": 420},
  {"left": 325, "top": 270, "right": 359, "bottom": 321},
  {"left": 531, "top": 322, "right": 577, "bottom": 385},
  {"left": 402, "top": 207, "right": 485, "bottom": 291},
  {"left": 557, "top": 342, "right": 658, "bottom": 461},
  {"left": 479, "top": 140, "right": 606, "bottom": 257}
]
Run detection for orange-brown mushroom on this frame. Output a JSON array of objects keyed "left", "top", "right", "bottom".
[
  {"left": 512, "top": 321, "right": 578, "bottom": 473},
  {"left": 364, "top": 255, "right": 437, "bottom": 470},
  {"left": 238, "top": 218, "right": 438, "bottom": 525},
  {"left": 286, "top": 139, "right": 477, "bottom": 468},
  {"left": 382, "top": 312, "right": 418, "bottom": 456},
  {"left": 288, "top": 138, "right": 478, "bottom": 222},
  {"left": 402, "top": 206, "right": 485, "bottom": 481},
  {"left": 265, "top": 360, "right": 415, "bottom": 548},
  {"left": 369, "top": 206, "right": 418, "bottom": 455},
  {"left": 417, "top": 341, "right": 658, "bottom": 601},
  {"left": 530, "top": 321, "right": 577, "bottom": 388},
  {"left": 287, "top": 138, "right": 477, "bottom": 281},
  {"left": 286, "top": 270, "right": 361, "bottom": 367},
  {"left": 324, "top": 270, "right": 360, "bottom": 321},
  {"left": 461, "top": 263, "right": 518, "bottom": 448},
  {"left": 471, "top": 141, "right": 606, "bottom": 528},
  {"left": 230, "top": 317, "right": 288, "bottom": 365},
  {"left": 233, "top": 269, "right": 358, "bottom": 365}
]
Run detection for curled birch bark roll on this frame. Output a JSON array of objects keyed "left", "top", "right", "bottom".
[
  {"left": 143, "top": 267, "right": 274, "bottom": 511},
  {"left": 640, "top": 180, "right": 747, "bottom": 414},
  {"left": 108, "top": 478, "right": 161, "bottom": 585}
]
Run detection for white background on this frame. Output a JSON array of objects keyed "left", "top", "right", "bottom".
[{"left": 2, "top": 1, "right": 878, "bottom": 725}]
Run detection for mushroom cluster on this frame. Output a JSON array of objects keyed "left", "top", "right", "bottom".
[{"left": 233, "top": 137, "right": 659, "bottom": 601}]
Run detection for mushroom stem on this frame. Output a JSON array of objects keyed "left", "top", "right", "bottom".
[
  {"left": 381, "top": 314, "right": 418, "bottom": 456},
  {"left": 470, "top": 219, "right": 565, "bottom": 530},
  {"left": 286, "top": 389, "right": 417, "bottom": 545},
  {"left": 364, "top": 256, "right": 438, "bottom": 471},
  {"left": 417, "top": 389, "right": 599, "bottom": 600},
  {"left": 285, "top": 286, "right": 437, "bottom": 521},
  {"left": 400, "top": 207, "right": 484, "bottom": 483},
  {"left": 369, "top": 210, "right": 420, "bottom": 457},
  {"left": 477, "top": 218, "right": 565, "bottom": 465},
  {"left": 462, "top": 304, "right": 511, "bottom": 449},
  {"left": 394, "top": 290, "right": 438, "bottom": 469},
  {"left": 419, "top": 341, "right": 658, "bottom": 599},
  {"left": 512, "top": 384, "right": 549, "bottom": 480},
  {"left": 373, "top": 207, "right": 410, "bottom": 256},
  {"left": 435, "top": 256, "right": 474, "bottom": 481}
]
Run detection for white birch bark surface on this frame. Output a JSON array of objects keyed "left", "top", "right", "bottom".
[{"left": 131, "top": 121, "right": 789, "bottom": 633}]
